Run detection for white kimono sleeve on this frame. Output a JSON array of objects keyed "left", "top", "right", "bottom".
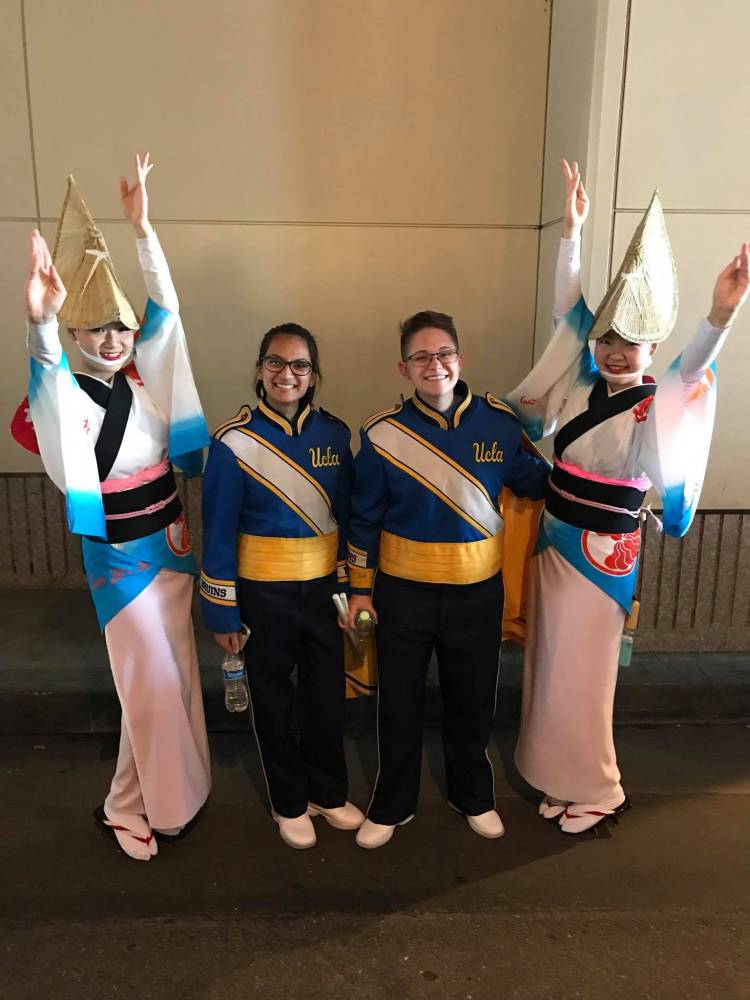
[
  {"left": 504, "top": 238, "right": 598, "bottom": 441},
  {"left": 27, "top": 320, "right": 107, "bottom": 537},
  {"left": 131, "top": 231, "right": 209, "bottom": 476},
  {"left": 640, "top": 319, "right": 728, "bottom": 537}
]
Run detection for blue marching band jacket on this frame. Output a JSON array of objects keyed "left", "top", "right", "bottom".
[
  {"left": 346, "top": 382, "right": 549, "bottom": 594},
  {"left": 200, "top": 397, "right": 353, "bottom": 634}
]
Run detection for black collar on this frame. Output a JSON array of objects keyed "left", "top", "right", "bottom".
[{"left": 554, "top": 377, "right": 656, "bottom": 458}]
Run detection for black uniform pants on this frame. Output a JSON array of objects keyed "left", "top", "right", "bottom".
[
  {"left": 238, "top": 574, "right": 348, "bottom": 818},
  {"left": 368, "top": 571, "right": 504, "bottom": 825}
]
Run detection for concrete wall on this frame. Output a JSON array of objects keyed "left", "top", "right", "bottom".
[{"left": 2, "top": 0, "right": 550, "bottom": 472}]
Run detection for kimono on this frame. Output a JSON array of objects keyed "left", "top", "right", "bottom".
[
  {"left": 504, "top": 237, "right": 726, "bottom": 805},
  {"left": 25, "top": 232, "right": 212, "bottom": 833}
]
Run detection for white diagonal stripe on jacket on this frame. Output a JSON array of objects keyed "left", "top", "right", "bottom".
[
  {"left": 368, "top": 419, "right": 504, "bottom": 537},
  {"left": 222, "top": 427, "right": 336, "bottom": 535}
]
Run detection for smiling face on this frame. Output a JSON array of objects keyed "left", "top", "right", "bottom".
[
  {"left": 594, "top": 330, "right": 657, "bottom": 388},
  {"left": 398, "top": 327, "right": 463, "bottom": 405},
  {"left": 257, "top": 334, "right": 316, "bottom": 412},
  {"left": 70, "top": 322, "right": 136, "bottom": 371}
]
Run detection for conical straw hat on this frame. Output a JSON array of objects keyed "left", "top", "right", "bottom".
[
  {"left": 52, "top": 176, "right": 139, "bottom": 331},
  {"left": 589, "top": 190, "right": 678, "bottom": 343}
]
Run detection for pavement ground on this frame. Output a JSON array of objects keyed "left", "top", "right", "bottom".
[{"left": 2, "top": 725, "right": 748, "bottom": 1000}]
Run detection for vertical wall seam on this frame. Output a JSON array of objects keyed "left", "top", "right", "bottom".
[
  {"left": 530, "top": 0, "right": 555, "bottom": 368},
  {"left": 672, "top": 522, "right": 685, "bottom": 630},
  {"left": 20, "top": 0, "right": 42, "bottom": 228},
  {"left": 653, "top": 517, "right": 665, "bottom": 629},
  {"left": 58, "top": 487, "right": 69, "bottom": 577},
  {"left": 606, "top": 0, "right": 632, "bottom": 283},
  {"left": 710, "top": 512, "right": 724, "bottom": 625},
  {"left": 690, "top": 514, "right": 705, "bottom": 629},
  {"left": 22, "top": 474, "right": 33, "bottom": 576},
  {"left": 4, "top": 478, "right": 16, "bottom": 576},
  {"left": 732, "top": 512, "right": 744, "bottom": 624},
  {"left": 39, "top": 475, "right": 51, "bottom": 576}
]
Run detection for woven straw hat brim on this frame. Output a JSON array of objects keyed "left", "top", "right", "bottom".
[
  {"left": 53, "top": 176, "right": 139, "bottom": 331},
  {"left": 589, "top": 191, "right": 678, "bottom": 344}
]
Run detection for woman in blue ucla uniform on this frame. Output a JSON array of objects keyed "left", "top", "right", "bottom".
[{"left": 200, "top": 324, "right": 365, "bottom": 849}]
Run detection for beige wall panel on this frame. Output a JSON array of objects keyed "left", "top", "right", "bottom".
[
  {"left": 533, "top": 221, "right": 563, "bottom": 362},
  {"left": 618, "top": 0, "right": 750, "bottom": 210},
  {"left": 160, "top": 222, "right": 539, "bottom": 435},
  {"left": 611, "top": 211, "right": 750, "bottom": 507},
  {"left": 540, "top": 0, "right": 598, "bottom": 225},
  {"left": 0, "top": 0, "right": 37, "bottom": 217},
  {"left": 2, "top": 222, "right": 42, "bottom": 473},
  {"left": 26, "top": 0, "right": 548, "bottom": 226}
]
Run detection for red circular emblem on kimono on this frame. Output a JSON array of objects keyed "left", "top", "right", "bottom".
[
  {"left": 580, "top": 530, "right": 640, "bottom": 576},
  {"left": 166, "top": 515, "right": 191, "bottom": 556}
]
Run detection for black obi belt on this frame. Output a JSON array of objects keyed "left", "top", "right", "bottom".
[
  {"left": 545, "top": 465, "right": 645, "bottom": 534},
  {"left": 102, "top": 466, "right": 182, "bottom": 543}
]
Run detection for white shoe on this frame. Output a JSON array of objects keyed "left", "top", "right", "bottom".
[
  {"left": 273, "top": 812, "right": 317, "bottom": 849},
  {"left": 308, "top": 801, "right": 365, "bottom": 830},
  {"left": 355, "top": 815, "right": 413, "bottom": 850},
  {"left": 466, "top": 809, "right": 505, "bottom": 839},
  {"left": 538, "top": 796, "right": 569, "bottom": 820}
]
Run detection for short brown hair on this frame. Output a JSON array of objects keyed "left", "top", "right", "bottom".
[{"left": 399, "top": 310, "right": 459, "bottom": 360}]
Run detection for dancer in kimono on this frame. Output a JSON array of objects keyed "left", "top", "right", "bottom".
[
  {"left": 505, "top": 159, "right": 749, "bottom": 833},
  {"left": 200, "top": 324, "right": 365, "bottom": 849},
  {"left": 21, "top": 154, "right": 211, "bottom": 860}
]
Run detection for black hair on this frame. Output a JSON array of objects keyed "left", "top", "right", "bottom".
[
  {"left": 399, "top": 310, "right": 459, "bottom": 360},
  {"left": 255, "top": 322, "right": 322, "bottom": 402}
]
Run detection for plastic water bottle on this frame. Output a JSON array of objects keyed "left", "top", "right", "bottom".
[
  {"left": 222, "top": 649, "right": 249, "bottom": 712},
  {"left": 349, "top": 609, "right": 375, "bottom": 659}
]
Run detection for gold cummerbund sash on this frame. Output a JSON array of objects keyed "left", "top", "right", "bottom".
[
  {"left": 237, "top": 531, "right": 338, "bottom": 582},
  {"left": 378, "top": 530, "right": 503, "bottom": 585}
]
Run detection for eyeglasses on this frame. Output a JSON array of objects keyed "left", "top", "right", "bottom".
[
  {"left": 260, "top": 355, "right": 314, "bottom": 376},
  {"left": 404, "top": 348, "right": 460, "bottom": 367}
]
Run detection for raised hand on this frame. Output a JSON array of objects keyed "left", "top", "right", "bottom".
[
  {"left": 561, "top": 158, "right": 590, "bottom": 238},
  {"left": 709, "top": 242, "right": 750, "bottom": 329},
  {"left": 25, "top": 229, "right": 66, "bottom": 324},
  {"left": 119, "top": 152, "right": 155, "bottom": 236}
]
